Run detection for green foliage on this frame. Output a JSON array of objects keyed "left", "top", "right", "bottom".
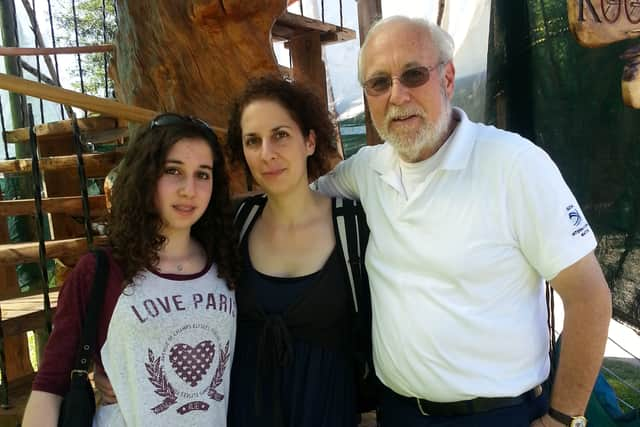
[
  {"left": 603, "top": 358, "right": 640, "bottom": 411},
  {"left": 55, "top": 0, "right": 117, "bottom": 97}
]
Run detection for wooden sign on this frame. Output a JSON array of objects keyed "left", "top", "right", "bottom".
[
  {"left": 568, "top": 0, "right": 640, "bottom": 108},
  {"left": 568, "top": 0, "right": 640, "bottom": 47}
]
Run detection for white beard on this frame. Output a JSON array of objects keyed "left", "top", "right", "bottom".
[{"left": 376, "top": 95, "right": 452, "bottom": 163}]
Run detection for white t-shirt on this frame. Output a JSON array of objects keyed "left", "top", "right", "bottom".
[
  {"left": 93, "top": 264, "right": 236, "bottom": 427},
  {"left": 314, "top": 107, "right": 596, "bottom": 401}
]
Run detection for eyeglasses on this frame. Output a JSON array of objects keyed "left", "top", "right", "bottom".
[
  {"left": 362, "top": 63, "right": 444, "bottom": 96},
  {"left": 149, "top": 113, "right": 218, "bottom": 144}
]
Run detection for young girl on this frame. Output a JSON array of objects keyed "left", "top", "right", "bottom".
[
  {"left": 226, "top": 76, "right": 360, "bottom": 427},
  {"left": 22, "top": 114, "right": 239, "bottom": 427}
]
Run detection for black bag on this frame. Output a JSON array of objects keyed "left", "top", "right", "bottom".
[{"left": 58, "top": 249, "right": 109, "bottom": 427}]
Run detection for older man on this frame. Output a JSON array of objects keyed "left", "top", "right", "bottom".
[{"left": 314, "top": 15, "right": 611, "bottom": 427}]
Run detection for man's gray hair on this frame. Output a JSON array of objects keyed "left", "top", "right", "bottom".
[{"left": 357, "top": 15, "right": 455, "bottom": 84}]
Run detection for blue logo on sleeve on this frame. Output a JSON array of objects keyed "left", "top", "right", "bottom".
[
  {"left": 566, "top": 205, "right": 590, "bottom": 237},
  {"left": 568, "top": 209, "right": 582, "bottom": 227}
]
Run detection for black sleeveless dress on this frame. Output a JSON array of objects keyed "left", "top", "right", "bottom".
[{"left": 228, "top": 203, "right": 357, "bottom": 427}]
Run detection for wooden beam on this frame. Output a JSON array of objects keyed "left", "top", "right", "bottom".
[
  {"left": 0, "top": 73, "right": 157, "bottom": 124},
  {"left": 5, "top": 116, "right": 127, "bottom": 144},
  {"left": 0, "top": 151, "right": 123, "bottom": 175},
  {"left": 0, "top": 235, "right": 108, "bottom": 266},
  {"left": 0, "top": 44, "right": 114, "bottom": 56},
  {"left": 273, "top": 12, "right": 356, "bottom": 44},
  {"left": 0, "top": 195, "right": 107, "bottom": 217},
  {"left": 357, "top": 0, "right": 384, "bottom": 147},
  {"left": 289, "top": 32, "right": 328, "bottom": 108}
]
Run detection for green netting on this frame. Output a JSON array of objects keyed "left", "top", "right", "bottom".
[{"left": 486, "top": 0, "right": 640, "bottom": 329}]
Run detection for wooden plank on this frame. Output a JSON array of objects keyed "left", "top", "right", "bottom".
[
  {"left": 0, "top": 151, "right": 123, "bottom": 175},
  {"left": 0, "top": 195, "right": 107, "bottom": 217},
  {"left": 5, "top": 116, "right": 127, "bottom": 144},
  {"left": 2, "top": 308, "right": 57, "bottom": 337},
  {"left": 0, "top": 235, "right": 108, "bottom": 266},
  {"left": 0, "top": 44, "right": 113, "bottom": 56},
  {"left": 0, "top": 73, "right": 158, "bottom": 125},
  {"left": 273, "top": 12, "right": 356, "bottom": 44},
  {"left": 0, "top": 292, "right": 58, "bottom": 321},
  {"left": 0, "top": 284, "right": 61, "bottom": 305}
]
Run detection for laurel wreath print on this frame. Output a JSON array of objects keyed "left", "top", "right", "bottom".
[
  {"left": 207, "top": 340, "right": 230, "bottom": 401},
  {"left": 145, "top": 348, "right": 178, "bottom": 414}
]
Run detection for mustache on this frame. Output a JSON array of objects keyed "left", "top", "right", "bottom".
[{"left": 383, "top": 106, "right": 426, "bottom": 126}]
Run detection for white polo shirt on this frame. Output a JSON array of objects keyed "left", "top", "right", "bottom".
[{"left": 314, "top": 108, "right": 596, "bottom": 402}]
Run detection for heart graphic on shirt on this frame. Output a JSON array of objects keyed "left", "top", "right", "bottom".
[{"left": 168, "top": 341, "right": 215, "bottom": 387}]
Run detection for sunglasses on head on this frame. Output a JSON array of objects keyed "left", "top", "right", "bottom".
[
  {"left": 362, "top": 62, "right": 444, "bottom": 97},
  {"left": 149, "top": 113, "right": 218, "bottom": 144}
]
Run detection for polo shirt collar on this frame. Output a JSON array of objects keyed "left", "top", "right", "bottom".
[
  {"left": 370, "top": 106, "right": 476, "bottom": 184},
  {"left": 438, "top": 107, "right": 476, "bottom": 171}
]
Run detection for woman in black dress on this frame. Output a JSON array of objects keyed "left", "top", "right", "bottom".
[{"left": 226, "top": 76, "right": 359, "bottom": 427}]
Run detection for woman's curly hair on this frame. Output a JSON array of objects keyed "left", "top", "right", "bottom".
[
  {"left": 227, "top": 75, "right": 337, "bottom": 182},
  {"left": 107, "top": 117, "right": 240, "bottom": 289}
]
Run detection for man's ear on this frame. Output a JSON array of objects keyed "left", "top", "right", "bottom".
[
  {"left": 443, "top": 61, "right": 456, "bottom": 100},
  {"left": 306, "top": 130, "right": 317, "bottom": 156}
]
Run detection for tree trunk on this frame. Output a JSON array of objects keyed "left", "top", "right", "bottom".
[{"left": 113, "top": 0, "right": 286, "bottom": 132}]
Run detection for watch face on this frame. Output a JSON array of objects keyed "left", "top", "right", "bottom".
[{"left": 570, "top": 417, "right": 587, "bottom": 427}]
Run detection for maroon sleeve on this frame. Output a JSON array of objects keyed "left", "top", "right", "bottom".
[{"left": 32, "top": 249, "right": 124, "bottom": 396}]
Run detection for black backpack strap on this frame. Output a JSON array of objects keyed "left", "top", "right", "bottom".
[
  {"left": 333, "top": 197, "right": 369, "bottom": 313},
  {"left": 234, "top": 194, "right": 267, "bottom": 244},
  {"left": 72, "top": 249, "right": 109, "bottom": 378},
  {"left": 333, "top": 198, "right": 378, "bottom": 413},
  {"left": 546, "top": 281, "right": 556, "bottom": 379}
]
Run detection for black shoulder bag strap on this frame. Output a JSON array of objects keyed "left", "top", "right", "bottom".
[{"left": 72, "top": 249, "right": 109, "bottom": 378}]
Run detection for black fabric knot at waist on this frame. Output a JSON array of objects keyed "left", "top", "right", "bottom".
[
  {"left": 254, "top": 313, "right": 293, "bottom": 427},
  {"left": 257, "top": 313, "right": 294, "bottom": 371}
]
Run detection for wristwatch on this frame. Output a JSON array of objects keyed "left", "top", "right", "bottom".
[{"left": 548, "top": 407, "right": 588, "bottom": 426}]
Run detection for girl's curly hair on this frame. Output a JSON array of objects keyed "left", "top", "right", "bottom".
[
  {"left": 107, "top": 117, "right": 240, "bottom": 289},
  {"left": 227, "top": 75, "right": 337, "bottom": 182}
]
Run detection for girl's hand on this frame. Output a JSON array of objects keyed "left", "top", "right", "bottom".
[{"left": 94, "top": 367, "right": 117, "bottom": 405}]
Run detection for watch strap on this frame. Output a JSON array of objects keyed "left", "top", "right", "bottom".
[{"left": 548, "top": 407, "right": 576, "bottom": 425}]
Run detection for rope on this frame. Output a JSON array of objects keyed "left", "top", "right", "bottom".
[
  {"left": 46, "top": 0, "right": 65, "bottom": 119},
  {"left": 607, "top": 336, "right": 640, "bottom": 363},
  {"left": 0, "top": 100, "right": 10, "bottom": 160},
  {"left": 71, "top": 114, "right": 94, "bottom": 247},
  {"left": 28, "top": 104, "right": 53, "bottom": 335}
]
